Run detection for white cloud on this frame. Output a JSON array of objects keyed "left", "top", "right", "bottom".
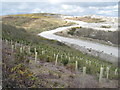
[
  {"left": 114, "top": 9, "right": 118, "bottom": 12},
  {"left": 89, "top": 4, "right": 118, "bottom": 10},
  {"left": 31, "top": 8, "right": 43, "bottom": 13},
  {"left": 98, "top": 9, "right": 118, "bottom": 15},
  {"left": 98, "top": 10, "right": 113, "bottom": 14},
  {"left": 2, "top": 1, "right": 118, "bottom": 17},
  {"left": 18, "top": 3, "right": 28, "bottom": 9},
  {"left": 97, "top": 4, "right": 118, "bottom": 15},
  {"left": 88, "top": 4, "right": 118, "bottom": 15},
  {"left": 71, "top": 6, "right": 85, "bottom": 12},
  {"left": 48, "top": 0, "right": 63, "bottom": 4},
  {"left": 104, "top": 4, "right": 118, "bottom": 9},
  {"left": 89, "top": 6, "right": 99, "bottom": 10},
  {"left": 61, "top": 4, "right": 70, "bottom": 9},
  {"left": 61, "top": 4, "right": 85, "bottom": 13}
]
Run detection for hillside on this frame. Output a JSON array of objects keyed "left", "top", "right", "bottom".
[
  {"left": 3, "top": 13, "right": 74, "bottom": 35},
  {"left": 56, "top": 26, "right": 119, "bottom": 46},
  {"left": 56, "top": 15, "right": 119, "bottom": 47},
  {"left": 2, "top": 13, "right": 119, "bottom": 88}
]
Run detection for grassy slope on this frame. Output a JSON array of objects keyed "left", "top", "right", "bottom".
[
  {"left": 2, "top": 13, "right": 119, "bottom": 88},
  {"left": 3, "top": 41, "right": 118, "bottom": 88},
  {"left": 3, "top": 13, "right": 74, "bottom": 34}
]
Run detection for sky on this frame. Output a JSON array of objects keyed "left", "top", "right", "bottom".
[
  {"left": 1, "top": 1, "right": 119, "bottom": 17},
  {"left": 1, "top": 0, "right": 119, "bottom": 2}
]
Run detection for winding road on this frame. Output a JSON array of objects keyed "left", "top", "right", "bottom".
[{"left": 38, "top": 19, "right": 118, "bottom": 60}]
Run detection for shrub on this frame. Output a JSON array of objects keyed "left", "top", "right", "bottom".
[
  {"left": 66, "top": 63, "right": 75, "bottom": 71},
  {"left": 101, "top": 25, "right": 111, "bottom": 28},
  {"left": 61, "top": 59, "right": 69, "bottom": 66}
]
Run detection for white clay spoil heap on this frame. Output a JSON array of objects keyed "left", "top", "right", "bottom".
[{"left": 63, "top": 15, "right": 118, "bottom": 31}]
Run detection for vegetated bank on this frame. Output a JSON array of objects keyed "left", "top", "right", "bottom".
[
  {"left": 56, "top": 26, "right": 119, "bottom": 47},
  {"left": 2, "top": 13, "right": 119, "bottom": 88}
]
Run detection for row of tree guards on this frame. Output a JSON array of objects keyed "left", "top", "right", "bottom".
[{"left": 5, "top": 39, "right": 118, "bottom": 83}]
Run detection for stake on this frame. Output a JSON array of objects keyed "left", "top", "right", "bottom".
[
  {"left": 61, "top": 55, "right": 63, "bottom": 59},
  {"left": 11, "top": 45, "right": 14, "bottom": 52},
  {"left": 75, "top": 61, "right": 78, "bottom": 71},
  {"left": 10, "top": 40, "right": 12, "bottom": 45},
  {"left": 115, "top": 68, "right": 118, "bottom": 75},
  {"left": 28, "top": 46, "right": 31, "bottom": 54},
  {"left": 55, "top": 54, "right": 58, "bottom": 65},
  {"left": 54, "top": 54, "right": 56, "bottom": 58},
  {"left": 99, "top": 67, "right": 104, "bottom": 82},
  {"left": 82, "top": 67, "right": 86, "bottom": 88},
  {"left": 106, "top": 67, "right": 110, "bottom": 79},
  {"left": 22, "top": 46, "right": 25, "bottom": 52},
  {"left": 14, "top": 42, "right": 17, "bottom": 49},
  {"left": 42, "top": 50, "right": 44, "bottom": 55},
  {"left": 34, "top": 47, "right": 36, "bottom": 53},
  {"left": 83, "top": 67, "right": 86, "bottom": 76},
  {"left": 5, "top": 39, "right": 8, "bottom": 44},
  {"left": 89, "top": 61, "right": 91, "bottom": 66},
  {"left": 69, "top": 57, "right": 70, "bottom": 61},
  {"left": 86, "top": 61, "right": 88, "bottom": 64},
  {"left": 35, "top": 52, "right": 37, "bottom": 62},
  {"left": 66, "top": 55, "right": 67, "bottom": 58},
  {"left": 20, "top": 47, "right": 22, "bottom": 53}
]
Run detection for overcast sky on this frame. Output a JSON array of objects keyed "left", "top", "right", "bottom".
[
  {"left": 1, "top": 0, "right": 119, "bottom": 17},
  {"left": 2, "top": 2, "right": 118, "bottom": 17},
  {"left": 1, "top": 0, "right": 119, "bottom": 2}
]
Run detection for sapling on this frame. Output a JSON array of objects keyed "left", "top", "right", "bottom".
[
  {"left": 89, "top": 61, "right": 91, "bottom": 66},
  {"left": 34, "top": 47, "right": 36, "bottom": 53},
  {"left": 5, "top": 39, "right": 8, "bottom": 44},
  {"left": 54, "top": 54, "right": 56, "bottom": 58},
  {"left": 10, "top": 40, "right": 12, "bottom": 45},
  {"left": 22, "top": 46, "right": 25, "bottom": 52},
  {"left": 82, "top": 67, "right": 86, "bottom": 87},
  {"left": 35, "top": 52, "right": 38, "bottom": 63},
  {"left": 55, "top": 54, "right": 58, "bottom": 65},
  {"left": 86, "top": 61, "right": 88, "bottom": 64},
  {"left": 20, "top": 47, "right": 22, "bottom": 53},
  {"left": 69, "top": 57, "right": 70, "bottom": 61},
  {"left": 66, "top": 55, "right": 67, "bottom": 58},
  {"left": 68, "top": 53, "right": 69, "bottom": 56},
  {"left": 61, "top": 55, "right": 63, "bottom": 59},
  {"left": 114, "top": 68, "right": 118, "bottom": 75},
  {"left": 21, "top": 41, "right": 23, "bottom": 44},
  {"left": 73, "top": 57, "right": 75, "bottom": 59},
  {"left": 75, "top": 61, "right": 78, "bottom": 71},
  {"left": 28, "top": 46, "right": 31, "bottom": 54},
  {"left": 42, "top": 50, "right": 44, "bottom": 55},
  {"left": 14, "top": 42, "right": 17, "bottom": 49},
  {"left": 83, "top": 67, "right": 86, "bottom": 76},
  {"left": 11, "top": 45, "right": 14, "bottom": 52},
  {"left": 20, "top": 43, "right": 22, "bottom": 47},
  {"left": 106, "top": 67, "right": 110, "bottom": 79},
  {"left": 99, "top": 67, "right": 104, "bottom": 82}
]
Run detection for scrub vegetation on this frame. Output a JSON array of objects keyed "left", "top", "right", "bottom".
[
  {"left": 2, "top": 13, "right": 119, "bottom": 88},
  {"left": 66, "top": 16, "right": 106, "bottom": 23},
  {"left": 57, "top": 26, "right": 119, "bottom": 46}
]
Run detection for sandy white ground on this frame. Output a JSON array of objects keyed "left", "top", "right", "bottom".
[{"left": 63, "top": 15, "right": 118, "bottom": 31}]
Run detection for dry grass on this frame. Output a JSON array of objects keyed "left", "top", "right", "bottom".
[{"left": 66, "top": 16, "right": 106, "bottom": 23}]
